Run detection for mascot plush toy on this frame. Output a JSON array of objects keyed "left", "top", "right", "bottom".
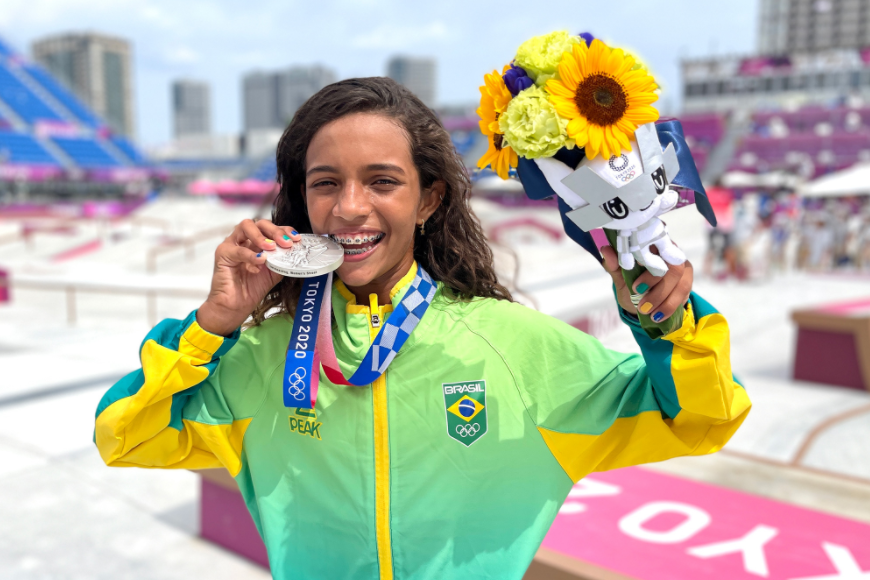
[{"left": 477, "top": 31, "right": 717, "bottom": 337}]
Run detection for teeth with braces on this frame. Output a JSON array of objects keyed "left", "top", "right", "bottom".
[
  {"left": 343, "top": 246, "right": 376, "bottom": 255},
  {"left": 330, "top": 233, "right": 384, "bottom": 245}
]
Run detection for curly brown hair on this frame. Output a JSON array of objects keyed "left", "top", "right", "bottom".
[{"left": 250, "top": 77, "right": 512, "bottom": 324}]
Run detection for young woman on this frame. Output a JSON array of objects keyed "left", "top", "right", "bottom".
[{"left": 94, "top": 78, "right": 750, "bottom": 580}]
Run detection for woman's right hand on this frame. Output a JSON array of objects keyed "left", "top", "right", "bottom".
[{"left": 196, "top": 219, "right": 301, "bottom": 336}]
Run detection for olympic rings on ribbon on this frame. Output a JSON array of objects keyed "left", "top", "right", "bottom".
[
  {"left": 287, "top": 367, "right": 307, "bottom": 401},
  {"left": 455, "top": 423, "right": 481, "bottom": 438}
]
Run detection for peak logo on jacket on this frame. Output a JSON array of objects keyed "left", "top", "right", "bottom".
[
  {"left": 289, "top": 407, "right": 322, "bottom": 440},
  {"left": 443, "top": 381, "right": 487, "bottom": 446}
]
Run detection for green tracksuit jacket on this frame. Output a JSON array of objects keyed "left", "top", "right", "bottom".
[{"left": 94, "top": 262, "right": 750, "bottom": 580}]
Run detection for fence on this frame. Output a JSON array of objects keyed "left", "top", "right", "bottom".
[{"left": 9, "top": 278, "right": 207, "bottom": 327}]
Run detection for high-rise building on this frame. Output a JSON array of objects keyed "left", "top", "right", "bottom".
[
  {"left": 243, "top": 72, "right": 279, "bottom": 132},
  {"left": 32, "top": 32, "right": 135, "bottom": 136},
  {"left": 242, "top": 65, "right": 336, "bottom": 132},
  {"left": 172, "top": 79, "right": 211, "bottom": 138},
  {"left": 387, "top": 56, "right": 436, "bottom": 107},
  {"left": 758, "top": 0, "right": 870, "bottom": 54}
]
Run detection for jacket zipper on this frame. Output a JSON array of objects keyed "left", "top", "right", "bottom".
[{"left": 368, "top": 293, "right": 393, "bottom": 580}]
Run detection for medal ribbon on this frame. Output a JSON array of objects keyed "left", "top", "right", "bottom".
[{"left": 283, "top": 265, "right": 436, "bottom": 409}]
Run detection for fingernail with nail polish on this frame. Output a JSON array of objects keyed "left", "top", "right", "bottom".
[
  {"left": 639, "top": 302, "right": 653, "bottom": 314},
  {"left": 264, "top": 238, "right": 274, "bottom": 244},
  {"left": 652, "top": 312, "right": 664, "bottom": 323},
  {"left": 291, "top": 229, "right": 298, "bottom": 235},
  {"left": 256, "top": 252, "right": 262, "bottom": 258},
  {"left": 637, "top": 283, "right": 649, "bottom": 294},
  {"left": 283, "top": 235, "right": 290, "bottom": 240}
]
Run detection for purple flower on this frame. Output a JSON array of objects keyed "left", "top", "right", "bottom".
[
  {"left": 578, "top": 32, "right": 595, "bottom": 47},
  {"left": 503, "top": 64, "right": 534, "bottom": 96}
]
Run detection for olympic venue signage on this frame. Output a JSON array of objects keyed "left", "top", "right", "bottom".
[{"left": 543, "top": 466, "right": 870, "bottom": 579}]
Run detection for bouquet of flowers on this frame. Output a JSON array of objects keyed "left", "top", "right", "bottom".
[{"left": 477, "top": 31, "right": 717, "bottom": 337}]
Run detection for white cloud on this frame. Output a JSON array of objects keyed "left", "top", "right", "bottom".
[
  {"left": 164, "top": 45, "right": 201, "bottom": 65},
  {"left": 351, "top": 20, "right": 450, "bottom": 50}
]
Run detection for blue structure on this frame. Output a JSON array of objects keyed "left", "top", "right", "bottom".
[
  {"left": 0, "top": 34, "right": 150, "bottom": 179},
  {"left": 110, "top": 136, "right": 146, "bottom": 164},
  {"left": 23, "top": 64, "right": 102, "bottom": 128},
  {"left": 52, "top": 136, "right": 121, "bottom": 168},
  {"left": 248, "top": 156, "right": 277, "bottom": 181},
  {"left": 0, "top": 64, "right": 62, "bottom": 124},
  {"left": 0, "top": 131, "right": 61, "bottom": 165}
]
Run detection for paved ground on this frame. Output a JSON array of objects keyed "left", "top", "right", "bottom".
[
  {"left": 0, "top": 382, "right": 271, "bottom": 579},
  {"left": 1, "top": 197, "right": 868, "bottom": 577}
]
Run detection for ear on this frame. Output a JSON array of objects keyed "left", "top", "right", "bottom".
[{"left": 418, "top": 180, "right": 444, "bottom": 222}]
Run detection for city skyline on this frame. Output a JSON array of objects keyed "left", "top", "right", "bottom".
[
  {"left": 172, "top": 78, "right": 211, "bottom": 138},
  {"left": 0, "top": 0, "right": 758, "bottom": 147}
]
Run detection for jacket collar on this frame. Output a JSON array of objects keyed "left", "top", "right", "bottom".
[
  {"left": 329, "top": 262, "right": 432, "bottom": 366},
  {"left": 333, "top": 261, "right": 419, "bottom": 314}
]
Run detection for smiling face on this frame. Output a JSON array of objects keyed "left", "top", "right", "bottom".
[{"left": 304, "top": 113, "right": 440, "bottom": 300}]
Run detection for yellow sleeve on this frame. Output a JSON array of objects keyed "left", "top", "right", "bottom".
[
  {"left": 94, "top": 311, "right": 254, "bottom": 477},
  {"left": 526, "top": 293, "right": 751, "bottom": 483}
]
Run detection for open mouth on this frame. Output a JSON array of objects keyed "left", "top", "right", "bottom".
[{"left": 329, "top": 232, "right": 385, "bottom": 256}]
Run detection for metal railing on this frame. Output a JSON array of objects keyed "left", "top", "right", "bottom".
[
  {"left": 146, "top": 224, "right": 233, "bottom": 273},
  {"left": 9, "top": 278, "right": 207, "bottom": 327}
]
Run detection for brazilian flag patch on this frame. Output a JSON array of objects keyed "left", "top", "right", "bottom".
[{"left": 443, "top": 380, "right": 487, "bottom": 446}]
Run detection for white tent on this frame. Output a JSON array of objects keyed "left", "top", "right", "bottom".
[
  {"left": 721, "top": 170, "right": 803, "bottom": 189},
  {"left": 799, "top": 163, "right": 870, "bottom": 198}
]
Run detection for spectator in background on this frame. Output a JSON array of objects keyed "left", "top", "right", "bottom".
[
  {"left": 704, "top": 187, "right": 869, "bottom": 278},
  {"left": 801, "top": 209, "right": 835, "bottom": 271},
  {"left": 732, "top": 194, "right": 761, "bottom": 280},
  {"left": 703, "top": 185, "right": 736, "bottom": 280}
]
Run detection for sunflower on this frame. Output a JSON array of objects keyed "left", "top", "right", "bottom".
[
  {"left": 476, "top": 68, "right": 518, "bottom": 180},
  {"left": 547, "top": 39, "right": 659, "bottom": 160}
]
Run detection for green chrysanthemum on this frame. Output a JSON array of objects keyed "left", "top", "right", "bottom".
[
  {"left": 499, "top": 85, "right": 573, "bottom": 159},
  {"left": 514, "top": 30, "right": 581, "bottom": 86}
]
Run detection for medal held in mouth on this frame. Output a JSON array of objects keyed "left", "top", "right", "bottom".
[
  {"left": 269, "top": 234, "right": 435, "bottom": 409},
  {"left": 265, "top": 234, "right": 344, "bottom": 277}
]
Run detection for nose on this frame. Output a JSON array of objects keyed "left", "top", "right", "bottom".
[{"left": 333, "top": 180, "right": 372, "bottom": 222}]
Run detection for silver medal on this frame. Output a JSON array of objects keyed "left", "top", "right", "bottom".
[{"left": 265, "top": 234, "right": 344, "bottom": 278}]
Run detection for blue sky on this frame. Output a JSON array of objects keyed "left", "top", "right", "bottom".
[{"left": 1, "top": 0, "right": 758, "bottom": 147}]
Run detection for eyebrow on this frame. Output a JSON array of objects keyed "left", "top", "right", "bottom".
[
  {"left": 306, "top": 165, "right": 339, "bottom": 177},
  {"left": 365, "top": 163, "right": 405, "bottom": 175},
  {"left": 305, "top": 163, "right": 406, "bottom": 177}
]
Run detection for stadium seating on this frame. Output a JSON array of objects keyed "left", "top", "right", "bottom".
[
  {"left": 248, "top": 156, "right": 277, "bottom": 181},
  {"left": 730, "top": 105, "right": 870, "bottom": 178},
  {"left": 51, "top": 136, "right": 121, "bottom": 168},
  {"left": 0, "top": 34, "right": 150, "bottom": 177},
  {"left": 0, "top": 131, "right": 61, "bottom": 165},
  {"left": 23, "top": 64, "right": 102, "bottom": 128},
  {"left": 0, "top": 62, "right": 62, "bottom": 124},
  {"left": 110, "top": 136, "right": 146, "bottom": 165},
  {"left": 679, "top": 112, "right": 727, "bottom": 173}
]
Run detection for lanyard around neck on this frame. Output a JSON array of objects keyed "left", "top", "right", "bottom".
[{"left": 283, "top": 265, "right": 436, "bottom": 409}]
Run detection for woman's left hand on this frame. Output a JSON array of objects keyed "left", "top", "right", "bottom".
[{"left": 600, "top": 245, "right": 693, "bottom": 322}]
